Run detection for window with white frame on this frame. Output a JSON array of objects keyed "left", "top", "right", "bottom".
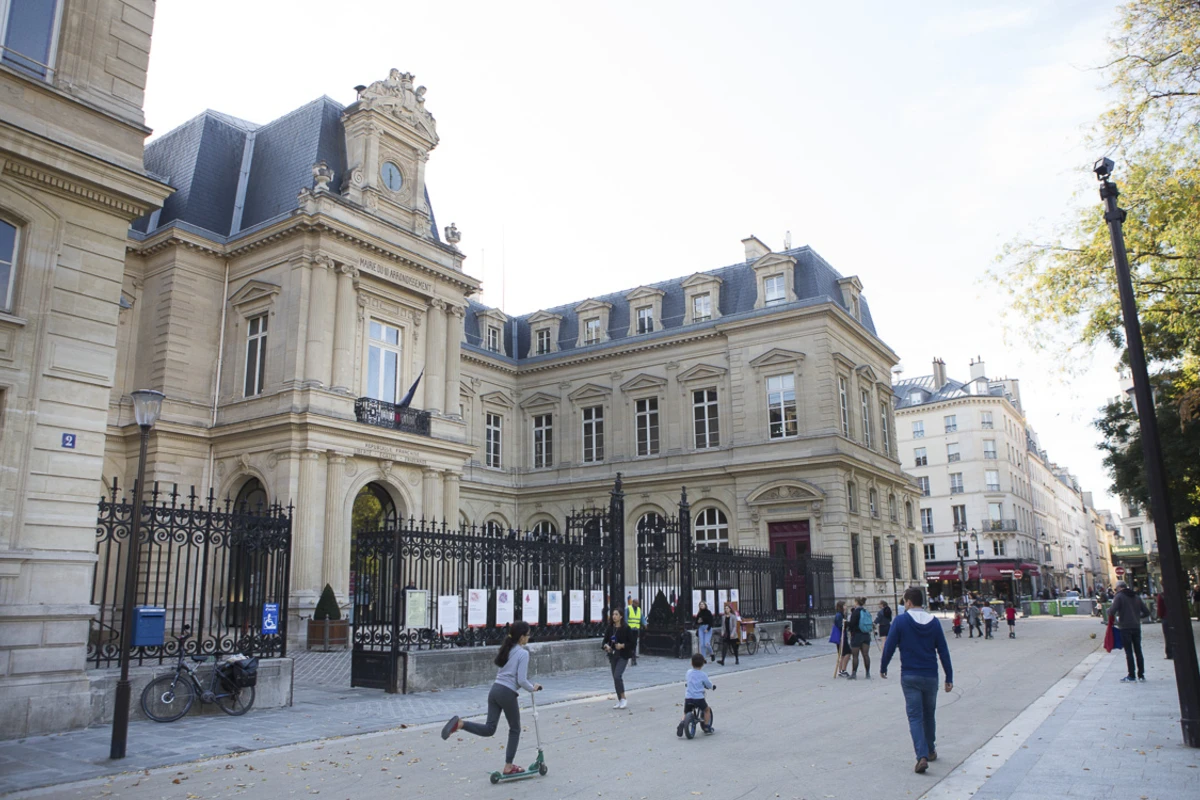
[
  {"left": 1131, "top": 526, "right": 1142, "bottom": 546},
  {"left": 952, "top": 504, "right": 967, "bottom": 529},
  {"left": 531, "top": 520, "right": 558, "bottom": 542},
  {"left": 909, "top": 543, "right": 918, "bottom": 580},
  {"left": 847, "top": 481, "right": 858, "bottom": 513},
  {"left": 692, "top": 388, "right": 719, "bottom": 449},
  {"left": 584, "top": 318, "right": 601, "bottom": 345},
  {"left": 879, "top": 402, "right": 890, "bottom": 456},
  {"left": 692, "top": 293, "right": 712, "bottom": 322},
  {"left": 914, "top": 447, "right": 927, "bottom": 467},
  {"left": 993, "top": 539, "right": 1006, "bottom": 556},
  {"left": 869, "top": 488, "right": 878, "bottom": 517},
  {"left": 944, "top": 414, "right": 957, "bottom": 433},
  {"left": 860, "top": 389, "right": 872, "bottom": 448},
  {"left": 0, "top": 218, "right": 16, "bottom": 312},
  {"left": 694, "top": 508, "right": 729, "bottom": 548},
  {"left": 636, "top": 306, "right": 654, "bottom": 334},
  {"left": 924, "top": 543, "right": 936, "bottom": 560},
  {"left": 985, "top": 469, "right": 1000, "bottom": 491},
  {"left": 980, "top": 410, "right": 994, "bottom": 429},
  {"left": 988, "top": 502, "right": 1003, "bottom": 526},
  {"left": 947, "top": 442, "right": 960, "bottom": 462},
  {"left": 949, "top": 472, "right": 964, "bottom": 494},
  {"left": 367, "top": 320, "right": 403, "bottom": 403},
  {"left": 983, "top": 439, "right": 997, "bottom": 459},
  {"left": 911, "top": 420, "right": 924, "bottom": 438},
  {"left": 533, "top": 413, "right": 553, "bottom": 469},
  {"left": 536, "top": 328, "right": 551, "bottom": 355},
  {"left": 906, "top": 501, "right": 914, "bottom": 528},
  {"left": 244, "top": 314, "right": 268, "bottom": 397},
  {"left": 1, "top": 1, "right": 61, "bottom": 79},
  {"left": 486, "top": 325, "right": 501, "bottom": 352},
  {"left": 920, "top": 508, "right": 934, "bottom": 534},
  {"left": 956, "top": 541, "right": 969, "bottom": 558},
  {"left": 838, "top": 376, "right": 851, "bottom": 437},
  {"left": 766, "top": 374, "right": 797, "bottom": 439},
  {"left": 764, "top": 274, "right": 786, "bottom": 304},
  {"left": 635, "top": 397, "right": 660, "bottom": 456},
  {"left": 917, "top": 476, "right": 930, "bottom": 496},
  {"left": 485, "top": 413, "right": 503, "bottom": 469},
  {"left": 582, "top": 405, "right": 604, "bottom": 462}
]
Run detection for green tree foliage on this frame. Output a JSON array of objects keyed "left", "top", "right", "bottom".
[{"left": 314, "top": 584, "right": 342, "bottom": 621}]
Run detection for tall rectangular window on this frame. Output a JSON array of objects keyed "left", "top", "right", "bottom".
[
  {"left": 485, "top": 413, "right": 502, "bottom": 469},
  {"left": 536, "top": 328, "right": 551, "bottom": 355},
  {"left": 893, "top": 542, "right": 902, "bottom": 579},
  {"left": 244, "top": 314, "right": 268, "bottom": 397},
  {"left": 764, "top": 274, "right": 786, "bottom": 304},
  {"left": 1131, "top": 526, "right": 1143, "bottom": 546},
  {"left": 949, "top": 473, "right": 964, "bottom": 494},
  {"left": 692, "top": 388, "right": 719, "bottom": 448},
  {"left": 851, "top": 533, "right": 862, "bottom": 578},
  {"left": 2, "top": 0, "right": 59, "bottom": 78},
  {"left": 692, "top": 293, "right": 712, "bottom": 322},
  {"left": 879, "top": 402, "right": 890, "bottom": 456},
  {"left": 847, "top": 481, "right": 858, "bottom": 513},
  {"left": 582, "top": 405, "right": 604, "bottom": 462},
  {"left": 946, "top": 442, "right": 960, "bottom": 462},
  {"left": 911, "top": 420, "right": 924, "bottom": 438},
  {"left": 909, "top": 543, "right": 918, "bottom": 580},
  {"left": 921, "top": 508, "right": 934, "bottom": 534},
  {"left": 486, "top": 325, "right": 501, "bottom": 352},
  {"left": 956, "top": 541, "right": 969, "bottom": 558},
  {"left": 917, "top": 476, "right": 930, "bottom": 496},
  {"left": 988, "top": 502, "right": 1003, "bottom": 527},
  {"left": 983, "top": 439, "right": 997, "bottom": 459},
  {"left": 914, "top": 447, "right": 927, "bottom": 467},
  {"left": 767, "top": 374, "right": 797, "bottom": 439},
  {"left": 985, "top": 470, "right": 1000, "bottom": 492},
  {"left": 533, "top": 414, "right": 553, "bottom": 469},
  {"left": 636, "top": 306, "right": 654, "bottom": 334},
  {"left": 924, "top": 543, "right": 936, "bottom": 561},
  {"left": 944, "top": 414, "right": 957, "bottom": 433},
  {"left": 993, "top": 539, "right": 1007, "bottom": 556},
  {"left": 980, "top": 411, "right": 994, "bottom": 429},
  {"left": 0, "top": 219, "right": 15, "bottom": 312},
  {"left": 367, "top": 321, "right": 402, "bottom": 403},
  {"left": 873, "top": 537, "right": 883, "bottom": 579},
  {"left": 860, "top": 390, "right": 872, "bottom": 448},
  {"left": 584, "top": 318, "right": 601, "bottom": 345},
  {"left": 952, "top": 504, "right": 967, "bottom": 529},
  {"left": 635, "top": 397, "right": 659, "bottom": 456},
  {"left": 838, "top": 376, "right": 850, "bottom": 437}
]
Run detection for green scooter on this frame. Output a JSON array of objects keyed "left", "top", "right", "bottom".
[{"left": 489, "top": 689, "right": 548, "bottom": 784}]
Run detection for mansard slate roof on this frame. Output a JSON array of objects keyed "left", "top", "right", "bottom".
[
  {"left": 462, "top": 246, "right": 879, "bottom": 363},
  {"left": 892, "top": 374, "right": 1007, "bottom": 410},
  {"left": 129, "top": 97, "right": 440, "bottom": 244}
]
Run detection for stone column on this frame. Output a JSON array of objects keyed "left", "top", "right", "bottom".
[
  {"left": 294, "top": 450, "right": 325, "bottom": 597},
  {"left": 444, "top": 305, "right": 465, "bottom": 417},
  {"left": 330, "top": 264, "right": 359, "bottom": 393},
  {"left": 304, "top": 256, "right": 337, "bottom": 386},
  {"left": 422, "top": 468, "right": 444, "bottom": 524},
  {"left": 293, "top": 259, "right": 311, "bottom": 384},
  {"left": 323, "top": 452, "right": 347, "bottom": 599},
  {"left": 443, "top": 472, "right": 461, "bottom": 529},
  {"left": 424, "top": 299, "right": 447, "bottom": 413}
]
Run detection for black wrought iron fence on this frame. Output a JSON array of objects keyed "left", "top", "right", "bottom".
[{"left": 88, "top": 480, "right": 293, "bottom": 668}]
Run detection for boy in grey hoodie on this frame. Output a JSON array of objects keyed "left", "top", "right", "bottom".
[{"left": 1108, "top": 580, "right": 1150, "bottom": 682}]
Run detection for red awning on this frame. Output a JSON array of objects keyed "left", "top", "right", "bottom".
[{"left": 926, "top": 565, "right": 965, "bottom": 580}]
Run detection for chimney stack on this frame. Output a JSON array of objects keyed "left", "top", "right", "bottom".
[
  {"left": 932, "top": 358, "right": 947, "bottom": 389},
  {"left": 969, "top": 356, "right": 987, "bottom": 380},
  {"left": 742, "top": 235, "right": 771, "bottom": 262}
]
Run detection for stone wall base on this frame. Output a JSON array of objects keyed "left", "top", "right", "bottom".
[{"left": 401, "top": 639, "right": 608, "bottom": 693}]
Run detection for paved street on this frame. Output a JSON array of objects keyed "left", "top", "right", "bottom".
[{"left": 7, "top": 615, "right": 1197, "bottom": 800}]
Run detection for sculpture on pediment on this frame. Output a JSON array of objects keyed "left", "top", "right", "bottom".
[{"left": 356, "top": 69, "right": 439, "bottom": 143}]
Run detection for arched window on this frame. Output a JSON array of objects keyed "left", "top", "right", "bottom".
[
  {"left": 888, "top": 493, "right": 898, "bottom": 522},
  {"left": 228, "top": 477, "right": 269, "bottom": 628},
  {"left": 868, "top": 488, "right": 878, "bottom": 518},
  {"left": 484, "top": 520, "right": 506, "bottom": 538},
  {"left": 531, "top": 520, "right": 558, "bottom": 542},
  {"left": 0, "top": 219, "right": 17, "bottom": 313},
  {"left": 905, "top": 501, "right": 914, "bottom": 528},
  {"left": 351, "top": 483, "right": 396, "bottom": 530},
  {"left": 637, "top": 511, "right": 667, "bottom": 553},
  {"left": 694, "top": 508, "right": 729, "bottom": 549},
  {"left": 847, "top": 481, "right": 858, "bottom": 513}
]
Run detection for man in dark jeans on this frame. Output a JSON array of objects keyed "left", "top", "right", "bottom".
[{"left": 1108, "top": 580, "right": 1150, "bottom": 682}]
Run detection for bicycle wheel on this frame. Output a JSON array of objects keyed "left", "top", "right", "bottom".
[
  {"left": 215, "top": 683, "right": 256, "bottom": 716},
  {"left": 745, "top": 633, "right": 758, "bottom": 656},
  {"left": 685, "top": 712, "right": 698, "bottom": 739},
  {"left": 141, "top": 674, "right": 195, "bottom": 722}
]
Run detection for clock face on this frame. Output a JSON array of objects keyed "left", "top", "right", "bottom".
[{"left": 380, "top": 161, "right": 404, "bottom": 192}]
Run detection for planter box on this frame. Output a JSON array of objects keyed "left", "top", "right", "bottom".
[{"left": 307, "top": 619, "right": 350, "bottom": 650}]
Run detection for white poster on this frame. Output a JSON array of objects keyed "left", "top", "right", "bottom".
[
  {"left": 438, "top": 595, "right": 461, "bottom": 635},
  {"left": 775, "top": 589, "right": 785, "bottom": 610},
  {"left": 404, "top": 590, "right": 429, "bottom": 629},
  {"left": 546, "top": 591, "right": 563, "bottom": 625},
  {"left": 569, "top": 590, "right": 585, "bottom": 623},
  {"left": 467, "top": 588, "right": 488, "bottom": 628},
  {"left": 730, "top": 588, "right": 740, "bottom": 605},
  {"left": 496, "top": 588, "right": 515, "bottom": 626},
  {"left": 692, "top": 589, "right": 702, "bottom": 616},
  {"left": 522, "top": 590, "right": 540, "bottom": 626},
  {"left": 589, "top": 590, "right": 604, "bottom": 622},
  {"left": 718, "top": 589, "right": 728, "bottom": 611}
]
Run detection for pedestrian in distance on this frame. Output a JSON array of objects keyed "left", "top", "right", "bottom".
[
  {"left": 880, "top": 587, "right": 954, "bottom": 775},
  {"left": 1155, "top": 591, "right": 1173, "bottom": 660},
  {"left": 1192, "top": 584, "right": 1200, "bottom": 620},
  {"left": 782, "top": 623, "right": 810, "bottom": 646},
  {"left": 625, "top": 598, "right": 644, "bottom": 665},
  {"left": 695, "top": 600, "right": 715, "bottom": 662},
  {"left": 1005, "top": 603, "right": 1016, "bottom": 639},
  {"left": 1108, "top": 580, "right": 1151, "bottom": 682},
  {"left": 718, "top": 601, "right": 741, "bottom": 665},
  {"left": 876, "top": 601, "right": 893, "bottom": 640},
  {"left": 602, "top": 609, "right": 635, "bottom": 707},
  {"left": 980, "top": 603, "right": 996, "bottom": 639},
  {"left": 848, "top": 596, "right": 873, "bottom": 679},
  {"left": 676, "top": 653, "right": 716, "bottom": 737},
  {"left": 952, "top": 610, "right": 963, "bottom": 638},
  {"left": 967, "top": 601, "right": 981, "bottom": 639},
  {"left": 441, "top": 620, "right": 542, "bottom": 777},
  {"left": 833, "top": 600, "right": 854, "bottom": 677}
]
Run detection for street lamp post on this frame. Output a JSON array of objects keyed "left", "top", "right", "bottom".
[
  {"left": 955, "top": 526, "right": 968, "bottom": 602},
  {"left": 110, "top": 389, "right": 165, "bottom": 760},
  {"left": 1096, "top": 158, "right": 1200, "bottom": 748},
  {"left": 886, "top": 533, "right": 899, "bottom": 612},
  {"left": 971, "top": 530, "right": 983, "bottom": 596}
]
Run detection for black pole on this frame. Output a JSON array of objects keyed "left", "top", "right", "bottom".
[
  {"left": 609, "top": 474, "right": 625, "bottom": 620},
  {"left": 890, "top": 540, "right": 898, "bottom": 612},
  {"left": 1099, "top": 163, "right": 1200, "bottom": 748},
  {"left": 110, "top": 424, "right": 150, "bottom": 760}
]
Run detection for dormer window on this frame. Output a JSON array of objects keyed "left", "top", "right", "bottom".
[
  {"left": 536, "top": 328, "right": 551, "bottom": 355},
  {"left": 487, "top": 326, "right": 501, "bottom": 352},
  {"left": 636, "top": 306, "right": 654, "bottom": 334},
  {"left": 692, "top": 293, "right": 711, "bottom": 322},
  {"left": 624, "top": 287, "right": 664, "bottom": 337},
  {"left": 474, "top": 307, "right": 509, "bottom": 355},
  {"left": 574, "top": 299, "right": 613, "bottom": 348},
  {"left": 526, "top": 310, "right": 563, "bottom": 357},
  {"left": 584, "top": 318, "right": 601, "bottom": 345},
  {"left": 764, "top": 274, "right": 786, "bottom": 305},
  {"left": 682, "top": 273, "right": 723, "bottom": 325}
]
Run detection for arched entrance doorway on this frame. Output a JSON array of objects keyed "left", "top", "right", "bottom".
[
  {"left": 228, "top": 477, "right": 268, "bottom": 629},
  {"left": 349, "top": 483, "right": 398, "bottom": 621}
]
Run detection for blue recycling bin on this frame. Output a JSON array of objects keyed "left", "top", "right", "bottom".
[{"left": 131, "top": 606, "right": 165, "bottom": 647}]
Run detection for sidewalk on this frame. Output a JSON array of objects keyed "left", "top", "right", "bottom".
[
  {"left": 0, "top": 639, "right": 829, "bottom": 795},
  {"left": 926, "top": 618, "right": 1200, "bottom": 800}
]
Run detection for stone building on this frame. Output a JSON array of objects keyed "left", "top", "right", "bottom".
[
  {"left": 106, "top": 70, "right": 918, "bottom": 647},
  {"left": 0, "top": 1, "right": 171, "bottom": 737}
]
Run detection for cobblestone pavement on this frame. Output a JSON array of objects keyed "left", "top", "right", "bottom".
[{"left": 0, "top": 636, "right": 827, "bottom": 795}]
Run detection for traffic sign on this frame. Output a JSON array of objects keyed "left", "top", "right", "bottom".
[
  {"left": 1114, "top": 566, "right": 1126, "bottom": 577},
  {"left": 1013, "top": 569, "right": 1023, "bottom": 579}
]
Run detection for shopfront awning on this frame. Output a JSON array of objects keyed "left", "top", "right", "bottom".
[{"left": 926, "top": 564, "right": 965, "bottom": 581}]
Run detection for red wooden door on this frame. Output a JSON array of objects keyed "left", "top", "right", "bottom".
[{"left": 769, "top": 521, "right": 811, "bottom": 613}]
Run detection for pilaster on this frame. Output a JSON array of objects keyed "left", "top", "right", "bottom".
[
  {"left": 304, "top": 256, "right": 337, "bottom": 386},
  {"left": 331, "top": 264, "right": 359, "bottom": 392},
  {"left": 422, "top": 468, "right": 444, "bottom": 523},
  {"left": 424, "top": 299, "right": 447, "bottom": 413},
  {"left": 444, "top": 304, "right": 465, "bottom": 417},
  {"left": 443, "top": 472, "right": 461, "bottom": 528},
  {"left": 293, "top": 450, "right": 324, "bottom": 601},
  {"left": 323, "top": 453, "right": 347, "bottom": 599}
]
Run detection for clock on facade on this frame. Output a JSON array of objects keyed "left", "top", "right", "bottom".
[{"left": 380, "top": 161, "right": 404, "bottom": 192}]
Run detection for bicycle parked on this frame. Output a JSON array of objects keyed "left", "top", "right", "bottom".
[{"left": 140, "top": 626, "right": 258, "bottom": 722}]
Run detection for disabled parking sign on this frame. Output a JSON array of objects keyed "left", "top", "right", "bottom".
[{"left": 262, "top": 603, "right": 279, "bottom": 633}]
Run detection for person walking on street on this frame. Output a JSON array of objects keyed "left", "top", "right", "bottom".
[
  {"left": 441, "top": 620, "right": 542, "bottom": 777},
  {"left": 602, "top": 609, "right": 635, "bottom": 707},
  {"left": 695, "top": 601, "right": 715, "bottom": 662},
  {"left": 849, "top": 596, "right": 873, "bottom": 679},
  {"left": 967, "top": 601, "right": 981, "bottom": 639},
  {"left": 880, "top": 587, "right": 953, "bottom": 775},
  {"left": 625, "top": 598, "right": 643, "bottom": 666},
  {"left": 980, "top": 603, "right": 996, "bottom": 639},
  {"left": 833, "top": 600, "right": 853, "bottom": 677},
  {"left": 1156, "top": 592, "right": 1173, "bottom": 660},
  {"left": 876, "top": 601, "right": 893, "bottom": 640},
  {"left": 718, "top": 601, "right": 741, "bottom": 666},
  {"left": 1108, "top": 580, "right": 1150, "bottom": 682},
  {"left": 1005, "top": 603, "right": 1016, "bottom": 638}
]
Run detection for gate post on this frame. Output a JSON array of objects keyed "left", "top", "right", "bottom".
[
  {"left": 678, "top": 487, "right": 692, "bottom": 624},
  {"left": 609, "top": 474, "right": 625, "bottom": 612},
  {"left": 389, "top": 527, "right": 402, "bottom": 694}
]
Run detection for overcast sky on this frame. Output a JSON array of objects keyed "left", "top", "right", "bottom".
[{"left": 144, "top": 1, "right": 1127, "bottom": 509}]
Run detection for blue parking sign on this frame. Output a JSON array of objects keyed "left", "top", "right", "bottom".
[{"left": 262, "top": 603, "right": 279, "bottom": 633}]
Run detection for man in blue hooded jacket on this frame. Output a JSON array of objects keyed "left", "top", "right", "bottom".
[{"left": 880, "top": 587, "right": 953, "bottom": 775}]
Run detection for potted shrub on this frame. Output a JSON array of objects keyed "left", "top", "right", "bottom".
[{"left": 307, "top": 584, "right": 350, "bottom": 650}]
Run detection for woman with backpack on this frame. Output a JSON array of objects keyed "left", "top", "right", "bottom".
[
  {"left": 440, "top": 620, "right": 542, "bottom": 777},
  {"left": 848, "top": 596, "right": 873, "bottom": 679}
]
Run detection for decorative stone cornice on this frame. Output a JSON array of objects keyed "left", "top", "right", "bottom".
[{"left": 4, "top": 158, "right": 149, "bottom": 217}]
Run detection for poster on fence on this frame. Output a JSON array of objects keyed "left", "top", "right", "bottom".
[
  {"left": 589, "top": 590, "right": 604, "bottom": 622},
  {"left": 467, "top": 588, "right": 488, "bottom": 628},
  {"left": 496, "top": 589, "right": 515, "bottom": 626},
  {"left": 546, "top": 591, "right": 563, "bottom": 625},
  {"left": 569, "top": 589, "right": 584, "bottom": 623},
  {"left": 692, "top": 589, "right": 702, "bottom": 616},
  {"left": 522, "top": 590, "right": 540, "bottom": 625},
  {"left": 404, "top": 590, "right": 429, "bottom": 630},
  {"left": 730, "top": 588, "right": 739, "bottom": 607},
  {"left": 776, "top": 589, "right": 784, "bottom": 610},
  {"left": 718, "top": 589, "right": 728, "bottom": 611},
  {"left": 438, "top": 595, "right": 461, "bottom": 635}
]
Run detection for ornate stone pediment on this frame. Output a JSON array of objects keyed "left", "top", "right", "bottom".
[
  {"left": 748, "top": 348, "right": 805, "bottom": 369},
  {"left": 625, "top": 286, "right": 665, "bottom": 302},
  {"left": 619, "top": 373, "right": 667, "bottom": 394},
  {"left": 228, "top": 279, "right": 281, "bottom": 308},
  {"left": 480, "top": 390, "right": 515, "bottom": 408},
  {"left": 357, "top": 69, "right": 438, "bottom": 144},
  {"left": 568, "top": 383, "right": 612, "bottom": 403},
  {"left": 574, "top": 298, "right": 613, "bottom": 315},
  {"left": 527, "top": 310, "right": 563, "bottom": 325},
  {"left": 519, "top": 391, "right": 559, "bottom": 410},
  {"left": 677, "top": 363, "right": 727, "bottom": 384},
  {"left": 747, "top": 479, "right": 825, "bottom": 506},
  {"left": 855, "top": 364, "right": 882, "bottom": 383}
]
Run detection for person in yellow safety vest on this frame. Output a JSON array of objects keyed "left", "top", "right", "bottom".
[{"left": 625, "top": 599, "right": 643, "bottom": 665}]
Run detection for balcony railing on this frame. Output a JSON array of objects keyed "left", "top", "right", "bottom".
[
  {"left": 947, "top": 453, "right": 961, "bottom": 462},
  {"left": 982, "top": 519, "right": 1018, "bottom": 532},
  {"left": 355, "top": 397, "right": 432, "bottom": 436}
]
